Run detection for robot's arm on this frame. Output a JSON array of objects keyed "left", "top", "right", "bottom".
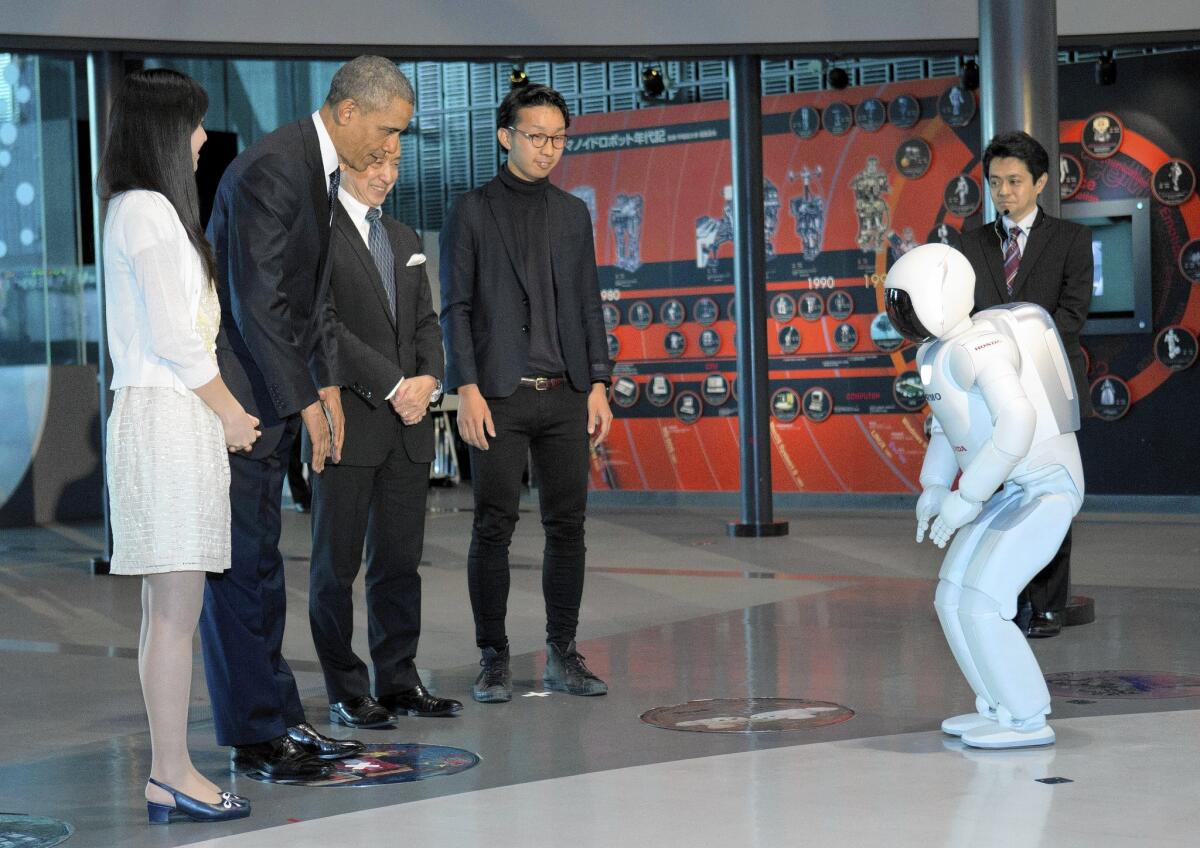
[{"left": 915, "top": 416, "right": 956, "bottom": 542}]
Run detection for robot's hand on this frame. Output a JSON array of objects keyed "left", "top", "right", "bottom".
[
  {"left": 930, "top": 490, "right": 982, "bottom": 548},
  {"left": 915, "top": 484, "right": 950, "bottom": 543}
]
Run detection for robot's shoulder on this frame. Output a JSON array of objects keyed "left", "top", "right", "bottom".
[{"left": 976, "top": 302, "right": 1055, "bottom": 333}]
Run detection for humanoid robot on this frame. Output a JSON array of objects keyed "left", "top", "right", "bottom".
[{"left": 884, "top": 243, "right": 1085, "bottom": 749}]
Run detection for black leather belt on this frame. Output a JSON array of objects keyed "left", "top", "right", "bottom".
[{"left": 519, "top": 375, "right": 566, "bottom": 390}]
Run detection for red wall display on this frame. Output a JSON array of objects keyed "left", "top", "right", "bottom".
[{"left": 555, "top": 77, "right": 982, "bottom": 493}]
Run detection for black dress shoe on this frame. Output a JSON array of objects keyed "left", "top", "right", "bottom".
[
  {"left": 379, "top": 683, "right": 463, "bottom": 717},
  {"left": 231, "top": 734, "right": 333, "bottom": 779},
  {"left": 286, "top": 722, "right": 366, "bottom": 760},
  {"left": 1026, "top": 611, "right": 1063, "bottom": 638},
  {"left": 329, "top": 695, "right": 395, "bottom": 729}
]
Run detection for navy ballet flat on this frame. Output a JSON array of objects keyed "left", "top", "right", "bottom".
[{"left": 145, "top": 777, "right": 251, "bottom": 824}]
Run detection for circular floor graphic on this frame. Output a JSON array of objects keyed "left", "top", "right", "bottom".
[
  {"left": 241, "top": 743, "right": 480, "bottom": 786},
  {"left": 0, "top": 815, "right": 73, "bottom": 848},
  {"left": 640, "top": 698, "right": 854, "bottom": 732},
  {"left": 1046, "top": 670, "right": 1200, "bottom": 700}
]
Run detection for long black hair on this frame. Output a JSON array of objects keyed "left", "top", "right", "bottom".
[{"left": 99, "top": 68, "right": 216, "bottom": 283}]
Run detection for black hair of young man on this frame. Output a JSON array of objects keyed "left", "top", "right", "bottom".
[{"left": 982, "top": 130, "right": 1050, "bottom": 182}]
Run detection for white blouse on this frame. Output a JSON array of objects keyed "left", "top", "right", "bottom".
[{"left": 103, "top": 190, "right": 219, "bottom": 394}]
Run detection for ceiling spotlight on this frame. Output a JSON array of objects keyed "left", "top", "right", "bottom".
[
  {"left": 509, "top": 65, "right": 529, "bottom": 88},
  {"left": 827, "top": 66, "right": 850, "bottom": 90},
  {"left": 641, "top": 66, "right": 667, "bottom": 99},
  {"left": 1095, "top": 52, "right": 1116, "bottom": 86},
  {"left": 961, "top": 58, "right": 980, "bottom": 91}
]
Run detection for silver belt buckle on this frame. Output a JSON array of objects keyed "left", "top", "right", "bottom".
[{"left": 533, "top": 376, "right": 550, "bottom": 391}]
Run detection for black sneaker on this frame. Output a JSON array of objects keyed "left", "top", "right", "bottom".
[
  {"left": 543, "top": 640, "right": 608, "bottom": 696},
  {"left": 472, "top": 646, "right": 512, "bottom": 703}
]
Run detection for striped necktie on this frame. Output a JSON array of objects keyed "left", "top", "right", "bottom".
[
  {"left": 366, "top": 207, "right": 396, "bottom": 318},
  {"left": 1003, "top": 224, "right": 1022, "bottom": 297}
]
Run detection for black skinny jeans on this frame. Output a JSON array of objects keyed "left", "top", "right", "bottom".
[{"left": 467, "top": 384, "right": 590, "bottom": 650}]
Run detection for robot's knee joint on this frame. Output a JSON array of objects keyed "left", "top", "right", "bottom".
[{"left": 958, "top": 586, "right": 1002, "bottom": 619}]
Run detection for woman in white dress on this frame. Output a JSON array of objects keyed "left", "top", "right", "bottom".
[{"left": 100, "top": 68, "right": 259, "bottom": 824}]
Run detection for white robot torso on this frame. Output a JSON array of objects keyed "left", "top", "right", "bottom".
[{"left": 917, "top": 303, "right": 1084, "bottom": 499}]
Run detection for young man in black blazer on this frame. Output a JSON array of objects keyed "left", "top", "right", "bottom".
[
  {"left": 441, "top": 84, "right": 614, "bottom": 703},
  {"left": 959, "top": 130, "right": 1093, "bottom": 638},
  {"left": 308, "top": 150, "right": 461, "bottom": 728},
  {"left": 203, "top": 57, "right": 415, "bottom": 779}
]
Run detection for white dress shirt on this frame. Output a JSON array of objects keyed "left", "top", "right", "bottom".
[
  {"left": 103, "top": 190, "right": 218, "bottom": 394},
  {"left": 312, "top": 111, "right": 339, "bottom": 193},
  {"left": 1001, "top": 207, "right": 1038, "bottom": 257}
]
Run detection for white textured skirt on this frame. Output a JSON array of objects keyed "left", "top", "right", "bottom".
[{"left": 106, "top": 386, "right": 231, "bottom": 575}]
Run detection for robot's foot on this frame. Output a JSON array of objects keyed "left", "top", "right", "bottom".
[
  {"left": 961, "top": 722, "right": 1055, "bottom": 749},
  {"left": 941, "top": 711, "right": 997, "bottom": 737}
]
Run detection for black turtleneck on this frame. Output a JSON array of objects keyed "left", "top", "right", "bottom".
[{"left": 497, "top": 165, "right": 566, "bottom": 376}]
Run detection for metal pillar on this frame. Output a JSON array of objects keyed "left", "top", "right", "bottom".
[
  {"left": 87, "top": 52, "right": 124, "bottom": 574},
  {"left": 979, "top": 0, "right": 1061, "bottom": 219},
  {"left": 727, "top": 55, "right": 787, "bottom": 538}
]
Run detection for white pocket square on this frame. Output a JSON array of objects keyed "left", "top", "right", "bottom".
[{"left": 406, "top": 253, "right": 426, "bottom": 267}]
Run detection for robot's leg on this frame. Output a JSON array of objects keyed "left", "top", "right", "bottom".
[
  {"left": 958, "top": 493, "right": 1076, "bottom": 749},
  {"left": 934, "top": 489, "right": 1021, "bottom": 736}
]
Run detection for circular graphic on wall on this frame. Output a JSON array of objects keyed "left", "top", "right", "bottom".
[
  {"left": 1180, "top": 239, "right": 1200, "bottom": 284},
  {"left": 943, "top": 174, "right": 982, "bottom": 217},
  {"left": 693, "top": 296, "right": 720, "bottom": 326},
  {"left": 1059, "top": 153, "right": 1084, "bottom": 200},
  {"left": 1080, "top": 112, "right": 1124, "bottom": 159},
  {"left": 606, "top": 333, "right": 620, "bottom": 361},
  {"left": 727, "top": 297, "right": 737, "bottom": 323},
  {"left": 937, "top": 84, "right": 976, "bottom": 127},
  {"left": 926, "top": 222, "right": 962, "bottom": 249},
  {"left": 640, "top": 698, "right": 855, "bottom": 733},
  {"left": 871, "top": 312, "right": 905, "bottom": 351},
  {"left": 833, "top": 322, "right": 859, "bottom": 351},
  {"left": 1045, "top": 670, "right": 1200, "bottom": 700},
  {"left": 802, "top": 386, "right": 834, "bottom": 422},
  {"left": 663, "top": 330, "right": 687, "bottom": 358},
  {"left": 789, "top": 106, "right": 822, "bottom": 140},
  {"left": 660, "top": 298, "right": 686, "bottom": 328},
  {"left": 646, "top": 373, "right": 673, "bottom": 407},
  {"left": 823, "top": 101, "right": 854, "bottom": 136},
  {"left": 611, "top": 376, "right": 640, "bottom": 409},
  {"left": 1154, "top": 326, "right": 1198, "bottom": 371},
  {"left": 243, "top": 744, "right": 480, "bottom": 787},
  {"left": 628, "top": 300, "right": 653, "bottom": 330},
  {"left": 888, "top": 94, "right": 921, "bottom": 128},
  {"left": 698, "top": 327, "right": 722, "bottom": 357},
  {"left": 1091, "top": 375, "right": 1131, "bottom": 420},
  {"left": 701, "top": 373, "right": 731, "bottom": 406},
  {"left": 770, "top": 293, "right": 796, "bottom": 323},
  {"left": 770, "top": 388, "right": 800, "bottom": 422},
  {"left": 854, "top": 98, "right": 886, "bottom": 132},
  {"left": 893, "top": 370, "right": 927, "bottom": 411},
  {"left": 602, "top": 303, "right": 620, "bottom": 331},
  {"left": 674, "top": 391, "right": 703, "bottom": 424},
  {"left": 778, "top": 324, "right": 802, "bottom": 354},
  {"left": 1152, "top": 159, "right": 1196, "bottom": 206},
  {"left": 895, "top": 137, "right": 932, "bottom": 179},
  {"left": 798, "top": 291, "right": 824, "bottom": 321},
  {"left": 826, "top": 289, "right": 855, "bottom": 320},
  {"left": 0, "top": 815, "right": 74, "bottom": 847}
]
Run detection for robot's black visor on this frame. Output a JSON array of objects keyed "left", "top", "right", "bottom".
[{"left": 884, "top": 288, "right": 934, "bottom": 344}]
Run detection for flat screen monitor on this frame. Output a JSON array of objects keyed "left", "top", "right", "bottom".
[{"left": 1060, "top": 198, "right": 1152, "bottom": 335}]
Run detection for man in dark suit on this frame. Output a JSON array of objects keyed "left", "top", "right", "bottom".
[
  {"left": 201, "top": 56, "right": 416, "bottom": 779},
  {"left": 308, "top": 150, "right": 463, "bottom": 729},
  {"left": 960, "top": 130, "right": 1093, "bottom": 639},
  {"left": 441, "top": 84, "right": 613, "bottom": 704}
]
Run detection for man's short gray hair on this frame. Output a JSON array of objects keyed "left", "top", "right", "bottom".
[{"left": 325, "top": 56, "right": 414, "bottom": 114}]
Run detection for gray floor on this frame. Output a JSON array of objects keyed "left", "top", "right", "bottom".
[{"left": 1, "top": 486, "right": 1198, "bottom": 846}]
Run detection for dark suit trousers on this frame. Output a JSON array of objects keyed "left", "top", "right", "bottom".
[
  {"left": 1021, "top": 527, "right": 1072, "bottom": 614},
  {"left": 309, "top": 443, "right": 429, "bottom": 702},
  {"left": 200, "top": 418, "right": 305, "bottom": 748},
  {"left": 468, "top": 385, "right": 590, "bottom": 651}
]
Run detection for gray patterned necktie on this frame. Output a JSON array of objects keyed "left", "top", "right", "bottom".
[
  {"left": 327, "top": 167, "right": 341, "bottom": 210},
  {"left": 366, "top": 207, "right": 396, "bottom": 318}
]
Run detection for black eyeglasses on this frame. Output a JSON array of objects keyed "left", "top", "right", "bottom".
[{"left": 507, "top": 126, "right": 568, "bottom": 149}]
